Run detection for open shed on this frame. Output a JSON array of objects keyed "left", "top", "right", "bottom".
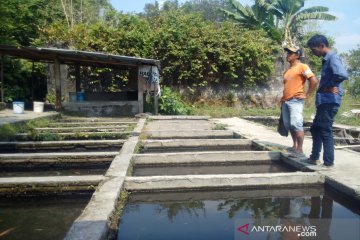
[{"left": 0, "top": 45, "right": 161, "bottom": 116}]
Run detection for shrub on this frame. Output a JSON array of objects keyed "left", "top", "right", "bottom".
[
  {"left": 0, "top": 124, "right": 16, "bottom": 140},
  {"left": 159, "top": 87, "right": 192, "bottom": 115},
  {"left": 347, "top": 77, "right": 360, "bottom": 99}
]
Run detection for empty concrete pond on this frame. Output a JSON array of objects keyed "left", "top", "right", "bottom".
[{"left": 118, "top": 187, "right": 360, "bottom": 240}]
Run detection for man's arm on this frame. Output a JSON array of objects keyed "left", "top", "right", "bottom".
[
  {"left": 306, "top": 76, "right": 318, "bottom": 98},
  {"left": 331, "top": 55, "right": 348, "bottom": 84}
]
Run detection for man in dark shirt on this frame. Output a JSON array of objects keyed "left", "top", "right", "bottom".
[{"left": 306, "top": 34, "right": 348, "bottom": 169}]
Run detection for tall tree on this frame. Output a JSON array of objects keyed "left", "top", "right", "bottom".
[
  {"left": 142, "top": 1, "right": 160, "bottom": 19},
  {"left": 222, "top": 0, "right": 336, "bottom": 46},
  {"left": 270, "top": 0, "right": 336, "bottom": 46},
  {"left": 0, "top": 0, "right": 63, "bottom": 46},
  {"left": 181, "top": 0, "right": 232, "bottom": 22},
  {"left": 59, "top": 0, "right": 113, "bottom": 28},
  {"left": 220, "top": 0, "right": 281, "bottom": 41}
]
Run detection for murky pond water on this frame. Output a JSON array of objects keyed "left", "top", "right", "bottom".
[
  {"left": 0, "top": 194, "right": 91, "bottom": 240},
  {"left": 0, "top": 166, "right": 107, "bottom": 177},
  {"left": 133, "top": 162, "right": 294, "bottom": 176},
  {"left": 118, "top": 187, "right": 360, "bottom": 240},
  {"left": 0, "top": 146, "right": 121, "bottom": 154}
]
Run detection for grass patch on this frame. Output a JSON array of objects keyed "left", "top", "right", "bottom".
[
  {"left": 108, "top": 190, "right": 131, "bottom": 239},
  {"left": 124, "top": 123, "right": 136, "bottom": 132},
  {"left": 303, "top": 94, "right": 360, "bottom": 126},
  {"left": 213, "top": 123, "right": 228, "bottom": 130},
  {"left": 335, "top": 95, "right": 360, "bottom": 126},
  {"left": 192, "top": 104, "right": 280, "bottom": 118},
  {"left": 0, "top": 116, "right": 57, "bottom": 141},
  {"left": 191, "top": 94, "right": 360, "bottom": 127},
  {"left": 0, "top": 124, "right": 17, "bottom": 140}
]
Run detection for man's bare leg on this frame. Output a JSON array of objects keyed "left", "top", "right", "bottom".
[
  {"left": 290, "top": 131, "right": 298, "bottom": 150},
  {"left": 293, "top": 130, "right": 304, "bottom": 153}
]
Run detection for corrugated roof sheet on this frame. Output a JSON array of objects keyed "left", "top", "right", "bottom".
[{"left": 0, "top": 45, "right": 160, "bottom": 69}]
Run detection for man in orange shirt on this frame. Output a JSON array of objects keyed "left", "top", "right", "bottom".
[{"left": 281, "top": 46, "right": 318, "bottom": 158}]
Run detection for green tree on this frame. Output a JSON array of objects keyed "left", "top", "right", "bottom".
[
  {"left": 151, "top": 10, "right": 277, "bottom": 89},
  {"left": 0, "top": 0, "right": 114, "bottom": 104},
  {"left": 222, "top": 0, "right": 336, "bottom": 46},
  {"left": 270, "top": 0, "right": 336, "bottom": 46},
  {"left": 0, "top": 0, "right": 18, "bottom": 45},
  {"left": 142, "top": 1, "right": 161, "bottom": 19},
  {"left": 59, "top": 0, "right": 113, "bottom": 28},
  {"left": 0, "top": 0, "right": 63, "bottom": 46},
  {"left": 221, "top": 0, "right": 281, "bottom": 41},
  {"left": 343, "top": 46, "right": 360, "bottom": 98},
  {"left": 181, "top": 0, "right": 232, "bottom": 22}
]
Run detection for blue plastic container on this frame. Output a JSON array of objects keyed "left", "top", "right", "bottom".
[{"left": 76, "top": 92, "right": 85, "bottom": 101}]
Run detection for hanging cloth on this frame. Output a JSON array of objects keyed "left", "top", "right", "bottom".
[{"left": 139, "top": 65, "right": 161, "bottom": 102}]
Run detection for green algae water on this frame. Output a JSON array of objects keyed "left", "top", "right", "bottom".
[
  {"left": 0, "top": 194, "right": 91, "bottom": 240},
  {"left": 118, "top": 188, "right": 360, "bottom": 240}
]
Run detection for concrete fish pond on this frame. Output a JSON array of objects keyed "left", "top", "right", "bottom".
[
  {"left": 132, "top": 162, "right": 294, "bottom": 176},
  {"left": 0, "top": 115, "right": 140, "bottom": 239},
  {"left": 0, "top": 194, "right": 92, "bottom": 240},
  {"left": 131, "top": 151, "right": 296, "bottom": 176},
  {"left": 118, "top": 187, "right": 360, "bottom": 240},
  {"left": 0, "top": 116, "right": 136, "bottom": 152},
  {"left": 1, "top": 115, "right": 136, "bottom": 142},
  {"left": 0, "top": 139, "right": 126, "bottom": 153},
  {"left": 0, "top": 115, "right": 359, "bottom": 240}
]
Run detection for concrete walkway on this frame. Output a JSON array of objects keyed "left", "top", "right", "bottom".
[
  {"left": 0, "top": 109, "right": 58, "bottom": 125},
  {"left": 215, "top": 117, "right": 360, "bottom": 201}
]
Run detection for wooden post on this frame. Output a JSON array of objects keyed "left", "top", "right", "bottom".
[
  {"left": 154, "top": 92, "right": 158, "bottom": 115},
  {"left": 54, "top": 59, "right": 62, "bottom": 110},
  {"left": 31, "top": 62, "right": 34, "bottom": 101},
  {"left": 0, "top": 54, "right": 4, "bottom": 102},
  {"left": 75, "top": 63, "right": 81, "bottom": 92},
  {"left": 137, "top": 67, "right": 143, "bottom": 114}
]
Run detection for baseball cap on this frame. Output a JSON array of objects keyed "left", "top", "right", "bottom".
[{"left": 284, "top": 46, "right": 301, "bottom": 54}]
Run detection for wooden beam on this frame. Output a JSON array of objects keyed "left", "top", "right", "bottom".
[{"left": 54, "top": 58, "right": 62, "bottom": 110}]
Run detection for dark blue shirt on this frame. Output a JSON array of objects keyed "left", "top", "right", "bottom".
[{"left": 315, "top": 51, "right": 348, "bottom": 106}]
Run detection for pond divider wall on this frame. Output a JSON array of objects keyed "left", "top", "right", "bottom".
[{"left": 64, "top": 118, "right": 146, "bottom": 240}]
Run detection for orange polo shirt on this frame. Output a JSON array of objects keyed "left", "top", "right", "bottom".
[{"left": 281, "top": 63, "right": 314, "bottom": 102}]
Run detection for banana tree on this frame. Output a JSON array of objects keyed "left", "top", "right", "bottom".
[
  {"left": 220, "top": 0, "right": 282, "bottom": 42},
  {"left": 270, "top": 0, "right": 336, "bottom": 46},
  {"left": 222, "top": 0, "right": 336, "bottom": 46}
]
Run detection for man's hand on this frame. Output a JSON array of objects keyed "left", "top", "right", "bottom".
[{"left": 324, "top": 87, "right": 339, "bottom": 94}]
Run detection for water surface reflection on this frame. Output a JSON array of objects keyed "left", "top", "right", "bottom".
[{"left": 119, "top": 188, "right": 360, "bottom": 240}]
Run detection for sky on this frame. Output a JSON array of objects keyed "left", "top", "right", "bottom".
[{"left": 109, "top": 0, "right": 360, "bottom": 53}]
